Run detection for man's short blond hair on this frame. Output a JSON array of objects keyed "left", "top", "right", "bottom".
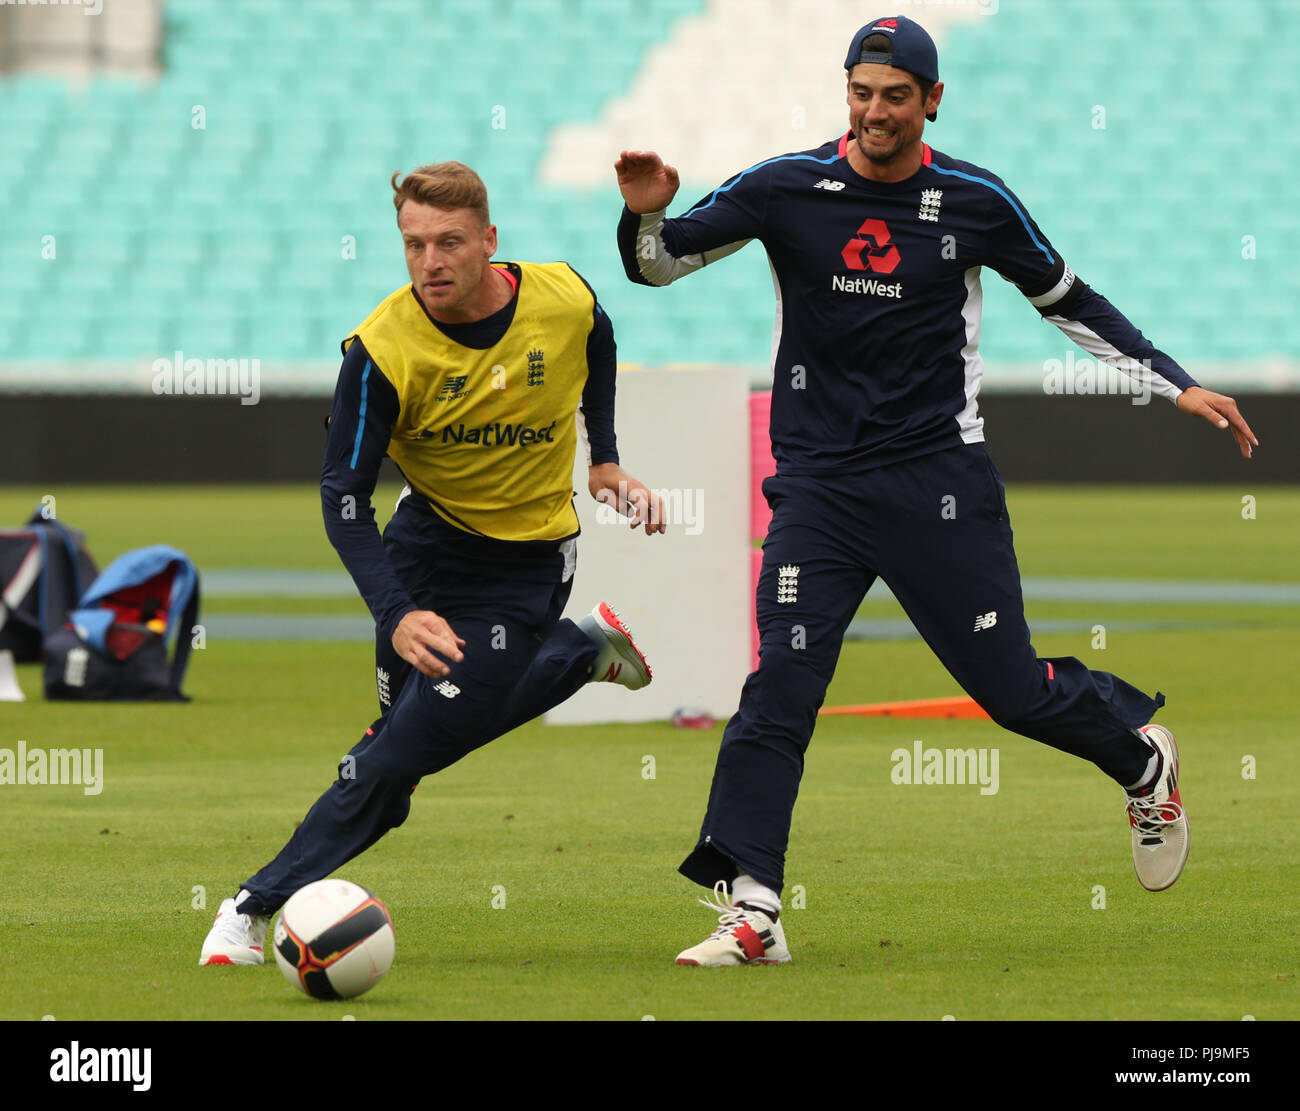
[{"left": 391, "top": 162, "right": 490, "bottom": 227}]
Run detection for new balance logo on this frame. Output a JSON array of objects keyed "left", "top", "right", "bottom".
[
  {"left": 601, "top": 662, "right": 623, "bottom": 682},
  {"left": 433, "top": 680, "right": 461, "bottom": 698},
  {"left": 919, "top": 187, "right": 943, "bottom": 222},
  {"left": 777, "top": 563, "right": 800, "bottom": 604},
  {"left": 814, "top": 179, "right": 846, "bottom": 191},
  {"left": 973, "top": 611, "right": 998, "bottom": 632},
  {"left": 434, "top": 375, "right": 469, "bottom": 401}
]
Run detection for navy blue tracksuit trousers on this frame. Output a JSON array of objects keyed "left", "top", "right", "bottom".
[
  {"left": 239, "top": 498, "right": 599, "bottom": 915},
  {"left": 680, "top": 444, "right": 1163, "bottom": 894}
]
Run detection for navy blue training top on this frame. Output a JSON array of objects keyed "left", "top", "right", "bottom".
[{"left": 619, "top": 132, "right": 1197, "bottom": 475}]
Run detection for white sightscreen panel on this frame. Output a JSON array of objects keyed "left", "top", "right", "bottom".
[{"left": 546, "top": 366, "right": 751, "bottom": 724}]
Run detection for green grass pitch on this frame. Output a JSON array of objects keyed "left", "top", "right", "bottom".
[{"left": 0, "top": 484, "right": 1296, "bottom": 1021}]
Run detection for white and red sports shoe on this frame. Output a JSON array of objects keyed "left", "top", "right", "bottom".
[
  {"left": 580, "top": 602, "right": 652, "bottom": 690},
  {"left": 1125, "top": 724, "right": 1189, "bottom": 892},
  {"left": 675, "top": 881, "right": 791, "bottom": 966},
  {"left": 199, "top": 895, "right": 269, "bottom": 966}
]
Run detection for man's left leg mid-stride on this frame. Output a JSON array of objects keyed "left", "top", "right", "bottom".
[{"left": 866, "top": 446, "right": 1188, "bottom": 897}]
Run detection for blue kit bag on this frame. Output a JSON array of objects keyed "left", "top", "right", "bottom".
[{"left": 43, "top": 545, "right": 201, "bottom": 702}]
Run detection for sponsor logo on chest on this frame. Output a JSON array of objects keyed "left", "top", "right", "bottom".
[
  {"left": 836, "top": 216, "right": 904, "bottom": 298},
  {"left": 440, "top": 419, "right": 558, "bottom": 447},
  {"left": 414, "top": 338, "right": 559, "bottom": 445}
]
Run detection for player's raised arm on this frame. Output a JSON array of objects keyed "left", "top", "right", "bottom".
[
  {"left": 615, "top": 150, "right": 680, "bottom": 214},
  {"left": 614, "top": 148, "right": 756, "bottom": 287}
]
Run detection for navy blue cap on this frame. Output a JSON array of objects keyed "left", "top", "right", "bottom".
[{"left": 844, "top": 15, "right": 940, "bottom": 120}]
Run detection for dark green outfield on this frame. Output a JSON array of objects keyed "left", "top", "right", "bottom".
[{"left": 0, "top": 486, "right": 1295, "bottom": 1020}]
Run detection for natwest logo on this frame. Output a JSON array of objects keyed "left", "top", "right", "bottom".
[
  {"left": 832, "top": 274, "right": 902, "bottom": 299},
  {"left": 440, "top": 419, "right": 558, "bottom": 447},
  {"left": 841, "top": 217, "right": 901, "bottom": 274}
]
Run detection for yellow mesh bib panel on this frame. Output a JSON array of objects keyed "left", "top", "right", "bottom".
[{"left": 346, "top": 262, "right": 593, "bottom": 541}]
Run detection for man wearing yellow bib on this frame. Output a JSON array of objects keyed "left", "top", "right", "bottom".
[{"left": 200, "top": 162, "right": 662, "bottom": 964}]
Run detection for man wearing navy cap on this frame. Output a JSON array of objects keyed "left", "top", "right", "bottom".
[{"left": 615, "top": 15, "right": 1257, "bottom": 965}]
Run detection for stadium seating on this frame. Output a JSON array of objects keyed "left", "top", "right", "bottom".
[{"left": 1, "top": 0, "right": 1295, "bottom": 377}]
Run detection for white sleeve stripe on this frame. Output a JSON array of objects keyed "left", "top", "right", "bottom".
[
  {"left": 1027, "top": 264, "right": 1076, "bottom": 308},
  {"left": 634, "top": 211, "right": 750, "bottom": 286},
  {"left": 1045, "top": 317, "right": 1184, "bottom": 403},
  {"left": 635, "top": 210, "right": 703, "bottom": 286}
]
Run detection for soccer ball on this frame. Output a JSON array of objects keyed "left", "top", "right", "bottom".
[{"left": 273, "top": 879, "right": 395, "bottom": 1000}]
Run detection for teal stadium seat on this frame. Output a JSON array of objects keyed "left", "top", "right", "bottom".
[
  {"left": 91, "top": 310, "right": 174, "bottom": 360},
  {"left": 1, "top": 0, "right": 1293, "bottom": 378}
]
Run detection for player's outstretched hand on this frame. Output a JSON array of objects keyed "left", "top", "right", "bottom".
[
  {"left": 1175, "top": 386, "right": 1259, "bottom": 459},
  {"left": 589, "top": 462, "right": 667, "bottom": 535},
  {"left": 615, "top": 150, "right": 680, "bottom": 214},
  {"left": 392, "top": 610, "right": 466, "bottom": 678}
]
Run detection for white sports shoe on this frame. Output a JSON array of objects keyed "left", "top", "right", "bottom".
[
  {"left": 580, "top": 602, "right": 652, "bottom": 690},
  {"left": 675, "top": 881, "right": 791, "bottom": 966},
  {"left": 1125, "top": 724, "right": 1189, "bottom": 892},
  {"left": 199, "top": 895, "right": 270, "bottom": 966}
]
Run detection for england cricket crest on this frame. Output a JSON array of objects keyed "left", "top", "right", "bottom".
[
  {"left": 918, "top": 188, "right": 942, "bottom": 223},
  {"left": 777, "top": 563, "right": 800, "bottom": 604},
  {"left": 527, "top": 347, "right": 545, "bottom": 387}
]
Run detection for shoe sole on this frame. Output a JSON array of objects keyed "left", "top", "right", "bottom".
[
  {"left": 198, "top": 954, "right": 264, "bottom": 966},
  {"left": 595, "top": 603, "right": 652, "bottom": 688},
  {"left": 675, "top": 958, "right": 789, "bottom": 966},
  {"left": 1135, "top": 724, "right": 1189, "bottom": 892}
]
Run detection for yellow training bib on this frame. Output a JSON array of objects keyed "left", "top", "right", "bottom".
[{"left": 345, "top": 262, "right": 595, "bottom": 541}]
